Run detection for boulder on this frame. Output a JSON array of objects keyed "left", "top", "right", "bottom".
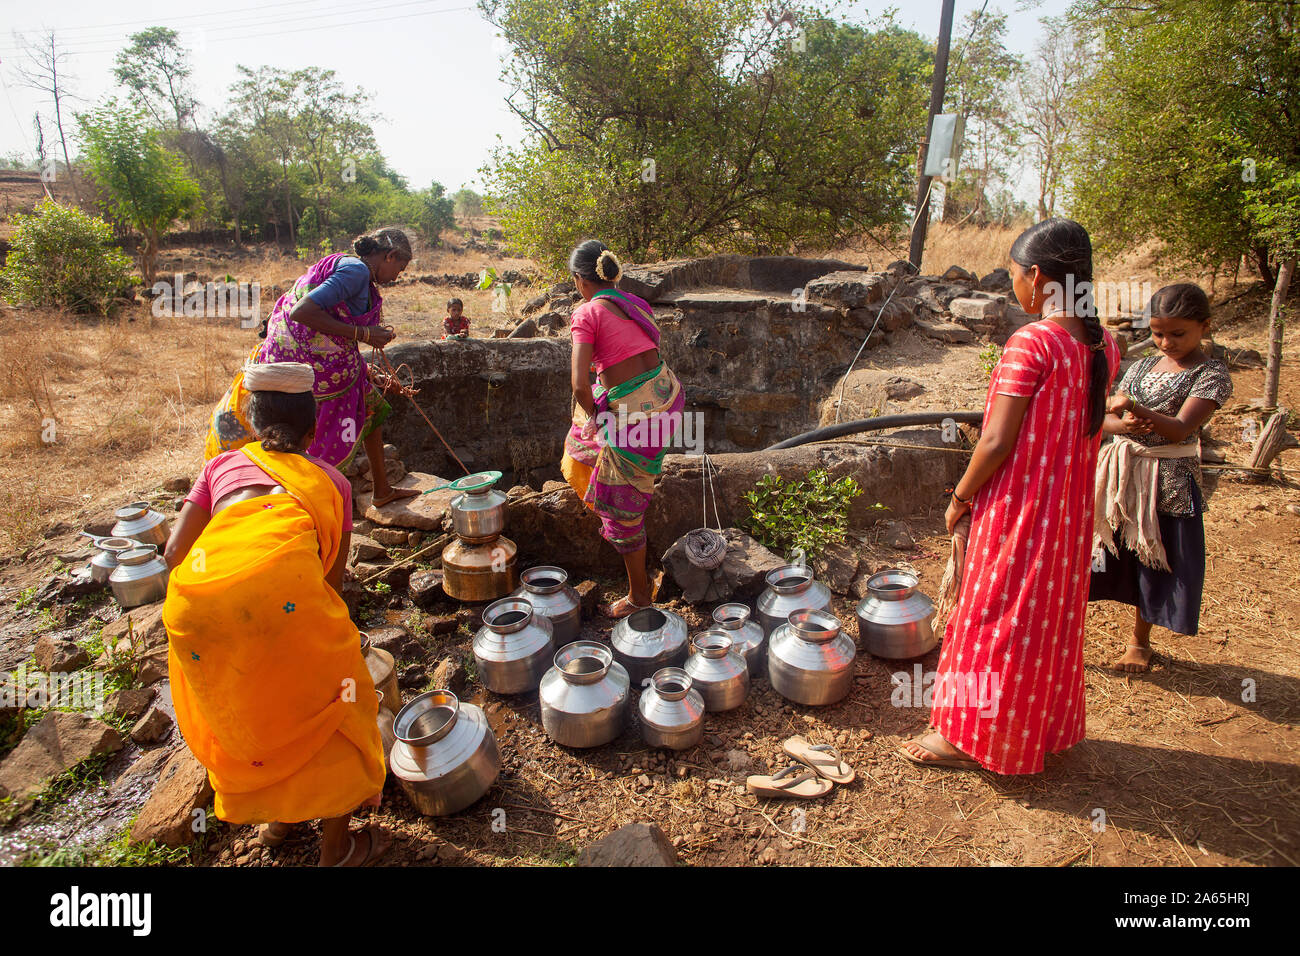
[
  {"left": 814, "top": 541, "right": 860, "bottom": 595},
  {"left": 803, "top": 271, "right": 896, "bottom": 309},
  {"left": 913, "top": 314, "right": 974, "bottom": 344},
  {"left": 949, "top": 296, "right": 1007, "bottom": 324},
  {"left": 366, "top": 626, "right": 411, "bottom": 656},
  {"left": 505, "top": 482, "right": 606, "bottom": 574},
  {"left": 978, "top": 268, "right": 1013, "bottom": 293},
  {"left": 371, "top": 527, "right": 410, "bottom": 547},
  {"left": 101, "top": 601, "right": 168, "bottom": 651},
  {"left": 32, "top": 636, "right": 89, "bottom": 672},
  {"left": 578, "top": 823, "right": 677, "bottom": 867},
  {"left": 881, "top": 522, "right": 916, "bottom": 551},
  {"left": 430, "top": 657, "right": 468, "bottom": 697},
  {"left": 818, "top": 370, "right": 927, "bottom": 424},
  {"left": 130, "top": 706, "right": 174, "bottom": 746},
  {"left": 136, "top": 647, "right": 169, "bottom": 685},
  {"left": 409, "top": 569, "right": 446, "bottom": 607},
  {"left": 0, "top": 712, "right": 124, "bottom": 800},
  {"left": 348, "top": 534, "right": 386, "bottom": 563},
  {"left": 129, "top": 748, "right": 214, "bottom": 848},
  {"left": 105, "top": 687, "right": 156, "bottom": 721},
  {"left": 357, "top": 472, "right": 457, "bottom": 531},
  {"left": 941, "top": 265, "right": 977, "bottom": 284},
  {"left": 661, "top": 529, "right": 785, "bottom": 604},
  {"left": 162, "top": 475, "right": 192, "bottom": 493},
  {"left": 508, "top": 318, "right": 538, "bottom": 339}
]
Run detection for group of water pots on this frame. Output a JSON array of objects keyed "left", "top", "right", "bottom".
[
  {"left": 385, "top": 561, "right": 939, "bottom": 817},
  {"left": 82, "top": 501, "right": 173, "bottom": 608}
]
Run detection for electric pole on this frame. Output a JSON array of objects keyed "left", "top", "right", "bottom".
[{"left": 908, "top": 0, "right": 956, "bottom": 270}]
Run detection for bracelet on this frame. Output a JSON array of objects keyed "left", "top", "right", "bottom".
[{"left": 952, "top": 490, "right": 972, "bottom": 506}]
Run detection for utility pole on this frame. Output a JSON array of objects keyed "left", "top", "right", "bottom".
[{"left": 908, "top": 0, "right": 956, "bottom": 270}]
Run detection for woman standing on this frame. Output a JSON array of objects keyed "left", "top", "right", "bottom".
[
  {"left": 902, "top": 219, "right": 1120, "bottom": 774},
  {"left": 206, "top": 227, "right": 419, "bottom": 507},
  {"left": 560, "top": 240, "right": 685, "bottom": 618},
  {"left": 166, "top": 362, "right": 391, "bottom": 866}
]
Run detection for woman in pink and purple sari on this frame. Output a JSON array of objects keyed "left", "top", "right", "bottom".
[{"left": 205, "top": 228, "right": 420, "bottom": 507}]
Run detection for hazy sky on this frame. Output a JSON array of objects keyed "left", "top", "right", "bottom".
[{"left": 0, "top": 0, "right": 1072, "bottom": 193}]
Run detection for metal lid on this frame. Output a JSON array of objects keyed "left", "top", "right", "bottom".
[
  {"left": 447, "top": 470, "right": 503, "bottom": 493},
  {"left": 393, "top": 690, "right": 460, "bottom": 746},
  {"left": 116, "top": 545, "right": 159, "bottom": 566}
]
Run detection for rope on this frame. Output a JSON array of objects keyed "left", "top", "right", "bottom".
[
  {"left": 685, "top": 454, "right": 727, "bottom": 570},
  {"left": 367, "top": 339, "right": 471, "bottom": 476}
]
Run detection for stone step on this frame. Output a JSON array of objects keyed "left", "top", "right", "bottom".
[{"left": 357, "top": 472, "right": 456, "bottom": 530}]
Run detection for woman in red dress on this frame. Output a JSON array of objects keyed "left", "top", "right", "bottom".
[{"left": 902, "top": 219, "right": 1120, "bottom": 774}]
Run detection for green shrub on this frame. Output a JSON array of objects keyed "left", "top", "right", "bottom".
[
  {"left": 742, "top": 468, "right": 864, "bottom": 562},
  {"left": 0, "top": 200, "right": 133, "bottom": 313}
]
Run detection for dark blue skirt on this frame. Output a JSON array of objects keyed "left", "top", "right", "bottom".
[{"left": 1088, "top": 483, "right": 1205, "bottom": 635}]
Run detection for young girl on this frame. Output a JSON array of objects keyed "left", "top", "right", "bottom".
[
  {"left": 443, "top": 298, "right": 469, "bottom": 339},
  {"left": 1090, "top": 283, "right": 1232, "bottom": 672}
]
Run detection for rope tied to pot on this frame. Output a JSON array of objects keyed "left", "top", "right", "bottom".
[{"left": 685, "top": 454, "right": 727, "bottom": 570}]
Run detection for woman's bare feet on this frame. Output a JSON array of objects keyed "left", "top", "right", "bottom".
[
  {"left": 254, "top": 822, "right": 294, "bottom": 848},
  {"left": 598, "top": 595, "right": 649, "bottom": 619},
  {"left": 900, "top": 731, "right": 981, "bottom": 770},
  {"left": 371, "top": 484, "right": 419, "bottom": 507},
  {"left": 1111, "top": 644, "right": 1154, "bottom": 673}
]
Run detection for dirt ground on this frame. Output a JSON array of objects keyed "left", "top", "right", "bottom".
[{"left": 0, "top": 226, "right": 1297, "bottom": 866}]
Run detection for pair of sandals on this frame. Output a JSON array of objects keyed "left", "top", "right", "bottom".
[{"left": 746, "top": 736, "right": 856, "bottom": 799}]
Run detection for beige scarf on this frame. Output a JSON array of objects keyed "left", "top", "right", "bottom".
[
  {"left": 934, "top": 512, "right": 971, "bottom": 631},
  {"left": 1093, "top": 436, "right": 1199, "bottom": 571}
]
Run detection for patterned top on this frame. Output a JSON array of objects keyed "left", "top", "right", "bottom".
[{"left": 1114, "top": 355, "right": 1233, "bottom": 515}]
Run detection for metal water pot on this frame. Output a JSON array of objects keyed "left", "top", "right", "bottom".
[
  {"left": 389, "top": 690, "right": 501, "bottom": 816},
  {"left": 88, "top": 537, "right": 137, "bottom": 586},
  {"left": 638, "top": 667, "right": 705, "bottom": 750},
  {"left": 360, "top": 633, "right": 402, "bottom": 715},
  {"left": 376, "top": 692, "right": 397, "bottom": 763},
  {"left": 449, "top": 486, "right": 508, "bottom": 542},
  {"left": 109, "top": 545, "right": 168, "bottom": 608},
  {"left": 756, "top": 565, "right": 833, "bottom": 638},
  {"left": 856, "top": 569, "right": 937, "bottom": 659},
  {"left": 539, "top": 641, "right": 630, "bottom": 748},
  {"left": 441, "top": 537, "right": 518, "bottom": 603},
  {"left": 610, "top": 606, "right": 689, "bottom": 687},
  {"left": 709, "top": 603, "right": 767, "bottom": 677},
  {"left": 768, "top": 609, "right": 857, "bottom": 706},
  {"left": 684, "top": 631, "right": 750, "bottom": 712},
  {"left": 111, "top": 501, "right": 171, "bottom": 549},
  {"left": 511, "top": 566, "right": 581, "bottom": 644},
  {"left": 473, "top": 597, "right": 555, "bottom": 694}
]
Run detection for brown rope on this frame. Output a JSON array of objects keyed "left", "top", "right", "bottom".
[{"left": 367, "top": 339, "right": 471, "bottom": 476}]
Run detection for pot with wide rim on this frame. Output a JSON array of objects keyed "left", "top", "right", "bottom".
[
  {"left": 441, "top": 536, "right": 518, "bottom": 602},
  {"left": 539, "top": 641, "right": 630, "bottom": 748},
  {"left": 360, "top": 632, "right": 402, "bottom": 715},
  {"left": 684, "top": 631, "right": 750, "bottom": 712},
  {"left": 768, "top": 608, "right": 857, "bottom": 706},
  {"left": 389, "top": 689, "right": 501, "bottom": 816},
  {"left": 638, "top": 666, "right": 705, "bottom": 750},
  {"left": 510, "top": 566, "right": 581, "bottom": 644},
  {"left": 89, "top": 537, "right": 138, "bottom": 586},
  {"left": 449, "top": 486, "right": 508, "bottom": 543},
  {"left": 109, "top": 545, "right": 168, "bottom": 608},
  {"left": 110, "top": 501, "right": 171, "bottom": 549},
  {"left": 756, "top": 565, "right": 833, "bottom": 638},
  {"left": 473, "top": 597, "right": 555, "bottom": 694},
  {"left": 855, "top": 569, "right": 936, "bottom": 659},
  {"left": 609, "top": 606, "right": 689, "bottom": 687},
  {"left": 707, "top": 603, "right": 767, "bottom": 677}
]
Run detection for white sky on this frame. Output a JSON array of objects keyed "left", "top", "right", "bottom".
[{"left": 0, "top": 0, "right": 1072, "bottom": 194}]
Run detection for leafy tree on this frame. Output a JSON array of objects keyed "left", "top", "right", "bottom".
[
  {"left": 452, "top": 187, "right": 483, "bottom": 218},
  {"left": 480, "top": 0, "right": 931, "bottom": 269},
  {"left": 113, "top": 27, "right": 199, "bottom": 131},
  {"left": 77, "top": 102, "right": 203, "bottom": 282},
  {"left": 415, "top": 182, "right": 456, "bottom": 244},
  {"left": 0, "top": 199, "right": 133, "bottom": 313}
]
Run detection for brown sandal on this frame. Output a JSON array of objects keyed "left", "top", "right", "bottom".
[
  {"left": 899, "top": 732, "right": 981, "bottom": 771},
  {"left": 372, "top": 487, "right": 420, "bottom": 507},
  {"left": 783, "top": 736, "right": 855, "bottom": 784},
  {"left": 599, "top": 596, "right": 650, "bottom": 619},
  {"left": 745, "top": 764, "right": 834, "bottom": 800},
  {"left": 329, "top": 824, "right": 392, "bottom": 867}
]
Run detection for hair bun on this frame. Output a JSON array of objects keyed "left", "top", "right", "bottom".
[
  {"left": 354, "top": 235, "right": 377, "bottom": 256},
  {"left": 595, "top": 249, "right": 622, "bottom": 282}
]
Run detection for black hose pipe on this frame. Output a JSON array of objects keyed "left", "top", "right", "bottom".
[{"left": 766, "top": 411, "right": 984, "bottom": 450}]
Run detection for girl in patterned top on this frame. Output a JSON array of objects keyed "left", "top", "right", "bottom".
[{"left": 1089, "top": 283, "right": 1233, "bottom": 672}]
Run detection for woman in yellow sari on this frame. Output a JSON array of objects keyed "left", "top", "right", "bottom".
[{"left": 163, "top": 362, "right": 391, "bottom": 866}]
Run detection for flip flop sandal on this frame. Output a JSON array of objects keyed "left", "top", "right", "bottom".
[
  {"left": 898, "top": 733, "right": 981, "bottom": 771},
  {"left": 599, "top": 597, "right": 650, "bottom": 620},
  {"left": 782, "top": 736, "right": 856, "bottom": 785},
  {"left": 330, "top": 825, "right": 391, "bottom": 867},
  {"left": 745, "top": 764, "right": 834, "bottom": 800},
  {"left": 254, "top": 822, "right": 294, "bottom": 848}
]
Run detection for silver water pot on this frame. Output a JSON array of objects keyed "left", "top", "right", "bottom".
[
  {"left": 109, "top": 545, "right": 169, "bottom": 608},
  {"left": 539, "top": 641, "right": 630, "bottom": 748},
  {"left": 638, "top": 667, "right": 705, "bottom": 751},
  {"left": 473, "top": 597, "right": 555, "bottom": 694},
  {"left": 768, "top": 609, "right": 857, "bottom": 706},
  {"left": 684, "top": 631, "right": 750, "bottom": 712},
  {"left": 610, "top": 606, "right": 689, "bottom": 687},
  {"left": 360, "top": 633, "right": 402, "bottom": 716},
  {"left": 709, "top": 603, "right": 767, "bottom": 677},
  {"left": 756, "top": 565, "right": 833, "bottom": 638},
  {"left": 856, "top": 569, "right": 937, "bottom": 659},
  {"left": 88, "top": 537, "right": 137, "bottom": 586},
  {"left": 450, "top": 486, "right": 508, "bottom": 543},
  {"left": 510, "top": 566, "right": 581, "bottom": 644},
  {"left": 111, "top": 501, "right": 171, "bottom": 549},
  {"left": 389, "top": 690, "right": 501, "bottom": 816}
]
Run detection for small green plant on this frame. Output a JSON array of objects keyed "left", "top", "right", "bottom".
[
  {"left": 372, "top": 581, "right": 392, "bottom": 596},
  {"left": 978, "top": 342, "right": 1003, "bottom": 378},
  {"left": 0, "top": 199, "right": 134, "bottom": 313},
  {"left": 14, "top": 585, "right": 38, "bottom": 610},
  {"left": 477, "top": 266, "right": 518, "bottom": 322},
  {"left": 741, "top": 468, "right": 865, "bottom": 562}
]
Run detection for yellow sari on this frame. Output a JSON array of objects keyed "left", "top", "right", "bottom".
[{"left": 164, "top": 441, "right": 385, "bottom": 824}]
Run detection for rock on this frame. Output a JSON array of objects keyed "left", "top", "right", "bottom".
[
  {"left": 33, "top": 636, "right": 89, "bottom": 672},
  {"left": 882, "top": 522, "right": 915, "bottom": 550},
  {"left": 913, "top": 314, "right": 974, "bottom": 344},
  {"left": 725, "top": 749, "right": 751, "bottom": 770},
  {"left": 431, "top": 657, "right": 468, "bottom": 696},
  {"left": 348, "top": 534, "right": 386, "bottom": 564},
  {"left": 508, "top": 318, "right": 539, "bottom": 339},
  {"left": 398, "top": 665, "right": 427, "bottom": 689},
  {"left": 117, "top": 742, "right": 178, "bottom": 782},
  {"left": 803, "top": 271, "right": 896, "bottom": 309},
  {"left": 814, "top": 541, "right": 860, "bottom": 595},
  {"left": 409, "top": 570, "right": 446, "bottom": 607},
  {"left": 978, "top": 268, "right": 1013, "bottom": 293},
  {"left": 885, "top": 259, "right": 919, "bottom": 277},
  {"left": 578, "top": 823, "right": 677, "bottom": 867},
  {"left": 574, "top": 580, "right": 599, "bottom": 618},
  {"left": 819, "top": 369, "right": 926, "bottom": 423},
  {"left": 383, "top": 443, "right": 399, "bottom": 460},
  {"left": 661, "top": 528, "right": 786, "bottom": 604},
  {"left": 949, "top": 296, "right": 1006, "bottom": 324},
  {"left": 30, "top": 573, "right": 100, "bottom": 608},
  {"left": 365, "top": 626, "right": 410, "bottom": 656},
  {"left": 1005, "top": 303, "right": 1034, "bottom": 330},
  {"left": 162, "top": 475, "right": 192, "bottom": 493},
  {"left": 522, "top": 292, "right": 550, "bottom": 315},
  {"left": 105, "top": 687, "right": 156, "bottom": 721},
  {"left": 1201, "top": 446, "right": 1228, "bottom": 464},
  {"left": 370, "top": 527, "right": 409, "bottom": 548},
  {"left": 456, "top": 607, "right": 482, "bottom": 630},
  {"left": 941, "top": 265, "right": 977, "bottom": 284},
  {"left": 130, "top": 706, "right": 174, "bottom": 745},
  {"left": 129, "top": 748, "right": 214, "bottom": 848},
  {"left": 504, "top": 483, "right": 606, "bottom": 574},
  {"left": 101, "top": 602, "right": 168, "bottom": 650},
  {"left": 136, "top": 648, "right": 169, "bottom": 685},
  {"left": 536, "top": 311, "right": 566, "bottom": 333},
  {"left": 358, "top": 472, "right": 457, "bottom": 530},
  {"left": 0, "top": 712, "right": 124, "bottom": 800},
  {"left": 84, "top": 514, "right": 117, "bottom": 537}
]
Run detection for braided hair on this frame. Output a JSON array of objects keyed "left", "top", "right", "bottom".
[{"left": 1010, "top": 218, "right": 1108, "bottom": 436}]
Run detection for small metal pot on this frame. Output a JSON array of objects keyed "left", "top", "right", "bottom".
[
  {"left": 109, "top": 545, "right": 168, "bottom": 608},
  {"left": 89, "top": 537, "right": 137, "bottom": 586},
  {"left": 389, "top": 690, "right": 501, "bottom": 816},
  {"left": 856, "top": 569, "right": 937, "bottom": 659},
  {"left": 539, "top": 641, "right": 630, "bottom": 748},
  {"left": 449, "top": 487, "right": 508, "bottom": 542},
  {"left": 360, "top": 633, "right": 402, "bottom": 715},
  {"left": 638, "top": 667, "right": 705, "bottom": 751},
  {"left": 756, "top": 565, "right": 833, "bottom": 638},
  {"left": 768, "top": 609, "right": 857, "bottom": 706},
  {"left": 709, "top": 603, "right": 767, "bottom": 677},
  {"left": 610, "top": 606, "right": 689, "bottom": 687},
  {"left": 684, "top": 632, "right": 750, "bottom": 712},
  {"left": 110, "top": 501, "right": 171, "bottom": 549},
  {"left": 511, "top": 566, "right": 581, "bottom": 644},
  {"left": 473, "top": 597, "right": 555, "bottom": 694}
]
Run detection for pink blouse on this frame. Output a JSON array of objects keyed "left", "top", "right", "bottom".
[
  {"left": 186, "top": 449, "right": 353, "bottom": 532},
  {"left": 569, "top": 300, "right": 658, "bottom": 375}
]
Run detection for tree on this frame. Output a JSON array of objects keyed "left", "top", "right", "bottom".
[
  {"left": 1018, "top": 15, "right": 1093, "bottom": 220},
  {"left": 78, "top": 102, "right": 204, "bottom": 282},
  {"left": 480, "top": 0, "right": 931, "bottom": 269},
  {"left": 1068, "top": 0, "right": 1299, "bottom": 284},
  {"left": 11, "top": 31, "right": 81, "bottom": 203},
  {"left": 452, "top": 187, "right": 484, "bottom": 218},
  {"left": 0, "top": 199, "right": 133, "bottom": 313},
  {"left": 113, "top": 27, "right": 199, "bottom": 131}
]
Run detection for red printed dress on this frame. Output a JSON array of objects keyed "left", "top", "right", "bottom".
[{"left": 932, "top": 321, "right": 1119, "bottom": 774}]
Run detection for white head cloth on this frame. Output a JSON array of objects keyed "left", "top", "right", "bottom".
[{"left": 243, "top": 362, "right": 315, "bottom": 394}]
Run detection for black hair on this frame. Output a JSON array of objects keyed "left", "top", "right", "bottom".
[
  {"left": 568, "top": 239, "right": 622, "bottom": 284},
  {"left": 447, "top": 297, "right": 463, "bottom": 309},
  {"left": 1009, "top": 218, "right": 1107, "bottom": 436},
  {"left": 353, "top": 227, "right": 412, "bottom": 260},
  {"left": 1148, "top": 283, "right": 1211, "bottom": 323},
  {"left": 248, "top": 390, "right": 317, "bottom": 454}
]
